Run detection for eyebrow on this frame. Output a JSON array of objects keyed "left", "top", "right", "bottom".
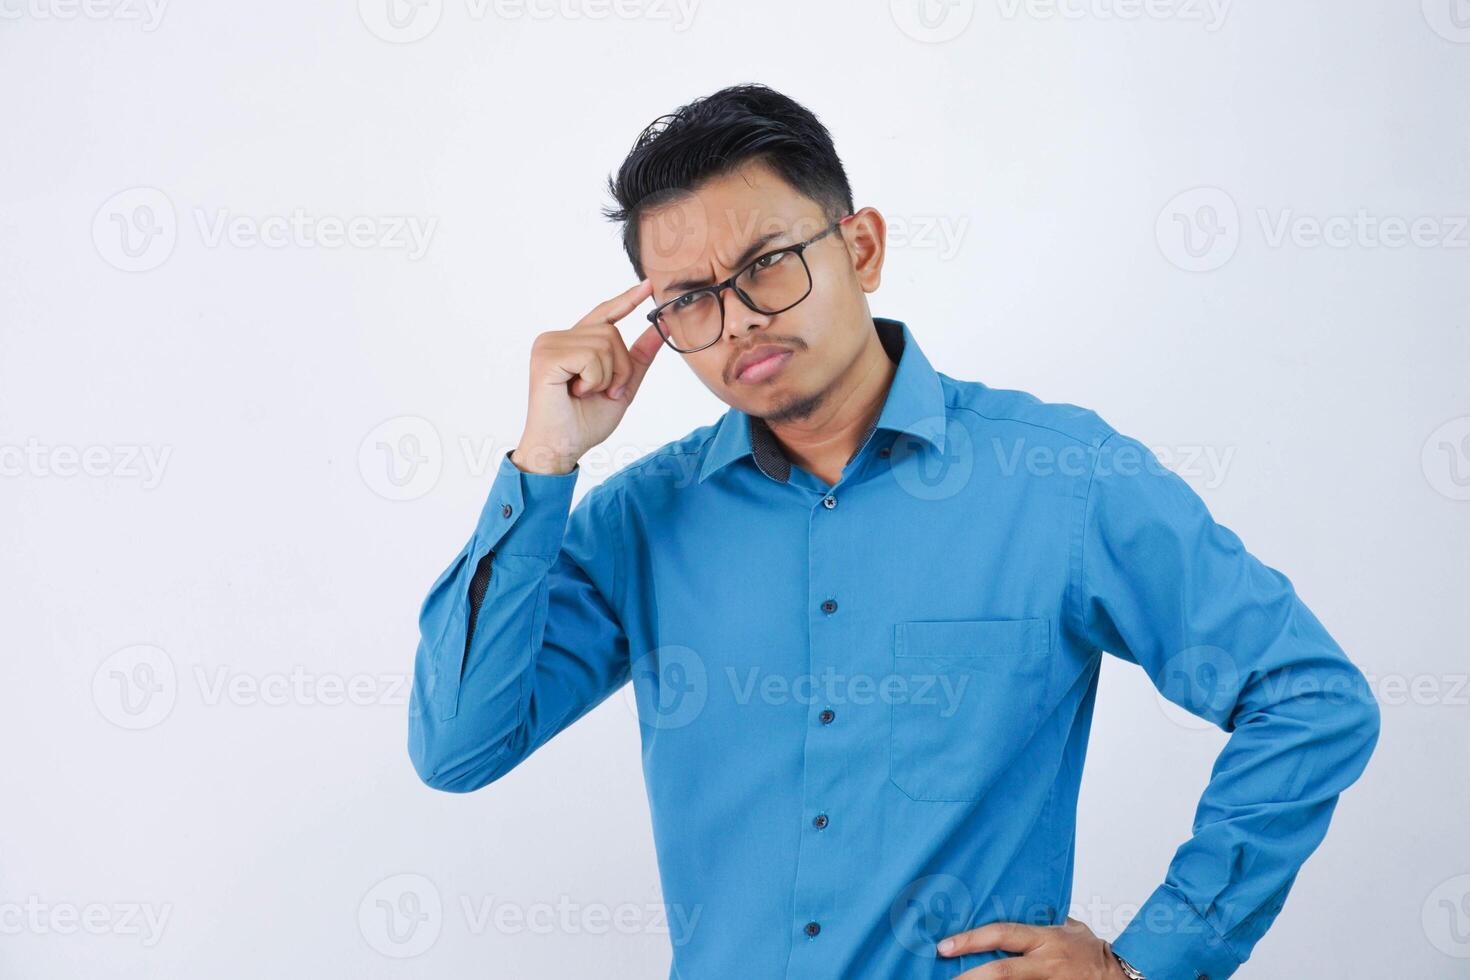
[{"left": 662, "top": 230, "right": 791, "bottom": 293}]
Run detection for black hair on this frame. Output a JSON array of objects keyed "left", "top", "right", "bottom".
[{"left": 601, "top": 83, "right": 854, "bottom": 280}]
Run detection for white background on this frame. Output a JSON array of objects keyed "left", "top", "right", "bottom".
[{"left": 2, "top": 1, "right": 1467, "bottom": 976}]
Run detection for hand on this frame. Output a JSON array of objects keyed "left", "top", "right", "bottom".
[
  {"left": 513, "top": 278, "right": 663, "bottom": 475},
  {"left": 936, "top": 916, "right": 1129, "bottom": 978}
]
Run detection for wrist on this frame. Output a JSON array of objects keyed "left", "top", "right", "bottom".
[
  {"left": 510, "top": 444, "right": 579, "bottom": 476},
  {"left": 1108, "top": 945, "right": 1147, "bottom": 980}
]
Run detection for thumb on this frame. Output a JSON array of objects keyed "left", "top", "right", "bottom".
[{"left": 616, "top": 323, "right": 665, "bottom": 400}]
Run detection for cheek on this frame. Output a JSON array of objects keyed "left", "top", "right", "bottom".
[{"left": 685, "top": 351, "right": 728, "bottom": 391}]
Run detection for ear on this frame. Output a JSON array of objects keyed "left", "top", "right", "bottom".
[{"left": 842, "top": 208, "right": 886, "bottom": 294}]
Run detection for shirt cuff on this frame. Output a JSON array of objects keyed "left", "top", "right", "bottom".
[
  {"left": 474, "top": 449, "right": 579, "bottom": 559},
  {"left": 1109, "top": 883, "right": 1244, "bottom": 980}
]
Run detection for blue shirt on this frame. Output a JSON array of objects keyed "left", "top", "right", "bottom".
[{"left": 407, "top": 316, "right": 1380, "bottom": 979}]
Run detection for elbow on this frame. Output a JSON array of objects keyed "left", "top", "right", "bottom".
[
  {"left": 416, "top": 766, "right": 494, "bottom": 795},
  {"left": 410, "top": 751, "right": 501, "bottom": 794},
  {"left": 409, "top": 746, "right": 462, "bottom": 793},
  {"left": 1355, "top": 679, "right": 1382, "bottom": 762},
  {"left": 407, "top": 730, "right": 513, "bottom": 794},
  {"left": 1329, "top": 664, "right": 1382, "bottom": 779}
]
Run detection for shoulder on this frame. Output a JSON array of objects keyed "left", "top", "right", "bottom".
[
  {"left": 585, "top": 417, "right": 722, "bottom": 503},
  {"left": 938, "top": 372, "right": 1118, "bottom": 451}
]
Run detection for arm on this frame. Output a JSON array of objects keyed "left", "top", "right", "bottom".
[
  {"left": 407, "top": 448, "right": 629, "bottom": 793},
  {"left": 1075, "top": 431, "right": 1381, "bottom": 978}
]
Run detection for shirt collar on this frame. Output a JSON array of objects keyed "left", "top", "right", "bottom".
[{"left": 696, "top": 316, "right": 949, "bottom": 485}]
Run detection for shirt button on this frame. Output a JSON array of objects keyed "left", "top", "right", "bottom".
[
  {"left": 804, "top": 921, "right": 821, "bottom": 937},
  {"left": 812, "top": 813, "right": 829, "bottom": 829},
  {"left": 818, "top": 708, "right": 835, "bottom": 725},
  {"left": 821, "top": 599, "right": 837, "bottom": 614},
  {"left": 501, "top": 503, "right": 513, "bottom": 518},
  {"left": 878, "top": 445, "right": 891, "bottom": 458},
  {"left": 822, "top": 494, "right": 836, "bottom": 509}
]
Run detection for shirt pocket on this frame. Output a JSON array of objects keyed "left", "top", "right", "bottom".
[{"left": 889, "top": 618, "right": 1051, "bottom": 803}]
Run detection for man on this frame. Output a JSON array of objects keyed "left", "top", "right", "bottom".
[{"left": 407, "top": 84, "right": 1380, "bottom": 979}]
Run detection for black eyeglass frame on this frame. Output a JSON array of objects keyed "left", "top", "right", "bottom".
[{"left": 644, "top": 215, "right": 851, "bottom": 354}]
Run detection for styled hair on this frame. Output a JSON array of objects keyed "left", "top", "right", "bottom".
[{"left": 602, "top": 83, "right": 854, "bottom": 279}]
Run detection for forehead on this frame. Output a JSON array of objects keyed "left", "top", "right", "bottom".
[{"left": 637, "top": 160, "right": 823, "bottom": 283}]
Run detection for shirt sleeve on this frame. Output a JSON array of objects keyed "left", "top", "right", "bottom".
[
  {"left": 1074, "top": 431, "right": 1381, "bottom": 979},
  {"left": 407, "top": 449, "right": 630, "bottom": 792}
]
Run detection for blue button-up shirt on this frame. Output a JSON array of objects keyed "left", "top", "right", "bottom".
[{"left": 408, "top": 316, "right": 1380, "bottom": 979}]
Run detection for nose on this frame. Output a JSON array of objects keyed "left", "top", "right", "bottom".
[{"left": 720, "top": 283, "right": 772, "bottom": 342}]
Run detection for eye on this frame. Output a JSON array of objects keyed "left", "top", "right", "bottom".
[{"left": 753, "top": 251, "right": 790, "bottom": 271}]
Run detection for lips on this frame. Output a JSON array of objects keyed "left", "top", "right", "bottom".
[{"left": 734, "top": 345, "right": 795, "bottom": 383}]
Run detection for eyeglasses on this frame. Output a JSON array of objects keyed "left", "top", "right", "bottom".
[{"left": 645, "top": 216, "right": 850, "bottom": 353}]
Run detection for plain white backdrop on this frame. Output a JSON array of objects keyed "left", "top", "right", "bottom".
[{"left": 3, "top": 1, "right": 1468, "bottom": 976}]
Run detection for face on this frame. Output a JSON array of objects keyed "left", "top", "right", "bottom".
[{"left": 638, "top": 158, "right": 885, "bottom": 425}]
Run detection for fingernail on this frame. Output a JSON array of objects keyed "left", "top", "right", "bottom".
[
  {"left": 610, "top": 385, "right": 626, "bottom": 399},
  {"left": 937, "top": 938, "right": 954, "bottom": 955}
]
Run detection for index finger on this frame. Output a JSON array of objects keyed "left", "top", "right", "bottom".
[
  {"left": 936, "top": 921, "right": 1045, "bottom": 958},
  {"left": 586, "top": 278, "right": 655, "bottom": 327}
]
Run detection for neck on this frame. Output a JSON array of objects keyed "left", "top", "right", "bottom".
[{"left": 765, "top": 321, "right": 897, "bottom": 486}]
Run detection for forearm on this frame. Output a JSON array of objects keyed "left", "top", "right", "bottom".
[
  {"left": 1110, "top": 601, "right": 1381, "bottom": 975},
  {"left": 407, "top": 449, "right": 582, "bottom": 792},
  {"left": 1079, "top": 430, "right": 1382, "bottom": 977}
]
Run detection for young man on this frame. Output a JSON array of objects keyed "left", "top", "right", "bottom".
[{"left": 407, "top": 84, "right": 1380, "bottom": 979}]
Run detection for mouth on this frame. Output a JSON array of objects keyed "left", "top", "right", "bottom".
[{"left": 734, "top": 346, "right": 795, "bottom": 384}]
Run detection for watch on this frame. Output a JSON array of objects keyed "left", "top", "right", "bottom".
[{"left": 1112, "top": 949, "right": 1148, "bottom": 979}]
